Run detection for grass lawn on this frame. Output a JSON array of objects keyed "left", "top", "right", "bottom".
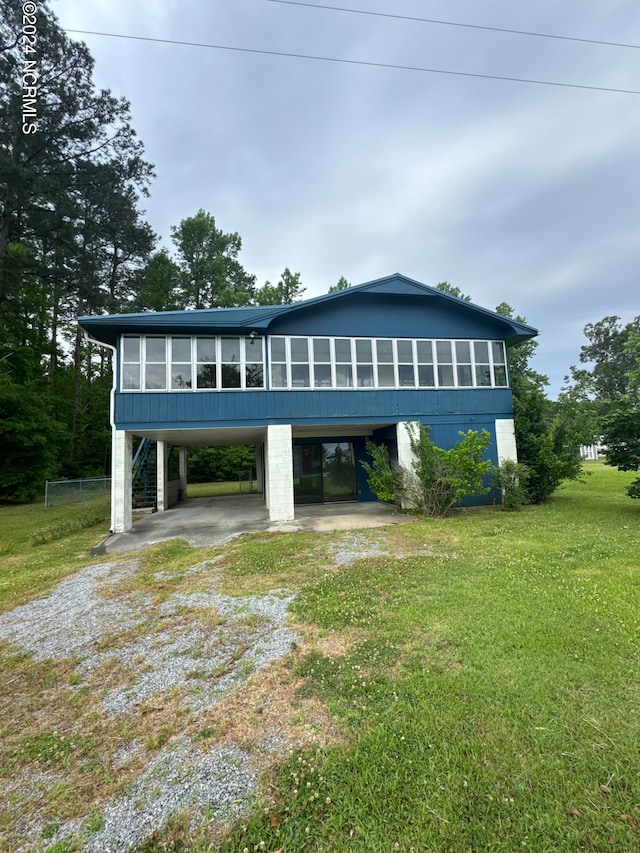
[
  {"left": 0, "top": 462, "right": 639, "bottom": 851},
  {"left": 187, "top": 481, "right": 257, "bottom": 498}
]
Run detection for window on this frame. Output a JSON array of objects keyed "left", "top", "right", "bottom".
[
  {"left": 376, "top": 339, "right": 395, "bottom": 388},
  {"left": 492, "top": 341, "right": 508, "bottom": 386},
  {"left": 355, "top": 339, "right": 374, "bottom": 387},
  {"left": 145, "top": 337, "right": 166, "bottom": 390},
  {"left": 171, "top": 337, "right": 192, "bottom": 389},
  {"left": 397, "top": 340, "right": 415, "bottom": 387},
  {"left": 221, "top": 337, "right": 241, "bottom": 388},
  {"left": 122, "top": 336, "right": 141, "bottom": 390},
  {"left": 270, "top": 337, "right": 288, "bottom": 388},
  {"left": 290, "top": 337, "right": 310, "bottom": 388},
  {"left": 335, "top": 338, "right": 353, "bottom": 388},
  {"left": 245, "top": 336, "right": 264, "bottom": 388},
  {"left": 196, "top": 338, "right": 216, "bottom": 389},
  {"left": 455, "top": 341, "right": 473, "bottom": 387},
  {"left": 416, "top": 340, "right": 435, "bottom": 387},
  {"left": 313, "top": 338, "right": 332, "bottom": 388},
  {"left": 121, "top": 333, "right": 508, "bottom": 392},
  {"left": 474, "top": 341, "right": 492, "bottom": 387},
  {"left": 436, "top": 340, "right": 454, "bottom": 387}
]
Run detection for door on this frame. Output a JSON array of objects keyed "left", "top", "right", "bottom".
[{"left": 293, "top": 442, "right": 357, "bottom": 504}]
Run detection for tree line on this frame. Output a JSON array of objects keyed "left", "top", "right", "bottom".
[{"left": 0, "top": 2, "right": 317, "bottom": 499}]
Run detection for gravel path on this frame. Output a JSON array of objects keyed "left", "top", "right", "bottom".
[{"left": 0, "top": 558, "right": 299, "bottom": 851}]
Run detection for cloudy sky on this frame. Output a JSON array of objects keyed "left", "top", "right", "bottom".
[{"left": 54, "top": 0, "right": 640, "bottom": 396}]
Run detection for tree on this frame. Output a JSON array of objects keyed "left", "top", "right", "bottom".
[
  {"left": 436, "top": 282, "right": 472, "bottom": 301},
  {"left": 0, "top": 377, "right": 59, "bottom": 500},
  {"left": 0, "top": 0, "right": 155, "bottom": 492},
  {"left": 572, "top": 315, "right": 640, "bottom": 402},
  {"left": 600, "top": 330, "right": 640, "bottom": 499},
  {"left": 133, "top": 250, "right": 182, "bottom": 312},
  {"left": 328, "top": 275, "right": 350, "bottom": 293},
  {"left": 255, "top": 268, "right": 305, "bottom": 305},
  {"left": 170, "top": 210, "right": 255, "bottom": 309},
  {"left": 496, "top": 302, "right": 583, "bottom": 503}
]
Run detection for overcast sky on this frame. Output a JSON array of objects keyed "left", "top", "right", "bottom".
[{"left": 54, "top": 0, "right": 640, "bottom": 396}]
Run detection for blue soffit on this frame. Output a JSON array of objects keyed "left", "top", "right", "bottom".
[{"left": 77, "top": 273, "right": 539, "bottom": 347}]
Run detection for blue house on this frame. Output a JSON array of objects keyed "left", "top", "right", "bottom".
[{"left": 78, "top": 273, "right": 538, "bottom": 532}]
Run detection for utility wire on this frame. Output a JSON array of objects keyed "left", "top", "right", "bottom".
[
  {"left": 64, "top": 29, "right": 640, "bottom": 95},
  {"left": 265, "top": 0, "right": 640, "bottom": 51}
]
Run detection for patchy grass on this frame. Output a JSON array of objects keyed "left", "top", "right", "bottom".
[
  {"left": 1, "top": 463, "right": 639, "bottom": 852},
  {"left": 0, "top": 499, "right": 111, "bottom": 613}
]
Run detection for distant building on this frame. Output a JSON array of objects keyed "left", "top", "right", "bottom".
[{"left": 78, "top": 273, "right": 538, "bottom": 532}]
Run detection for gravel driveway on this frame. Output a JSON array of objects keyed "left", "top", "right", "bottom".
[{"left": 0, "top": 555, "right": 300, "bottom": 851}]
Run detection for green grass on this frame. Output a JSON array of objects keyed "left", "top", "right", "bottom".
[
  {"left": 187, "top": 481, "right": 257, "bottom": 498},
  {"left": 0, "top": 498, "right": 111, "bottom": 612},
  {"left": 216, "top": 463, "right": 640, "bottom": 852},
  {"left": 1, "top": 463, "right": 639, "bottom": 851}
]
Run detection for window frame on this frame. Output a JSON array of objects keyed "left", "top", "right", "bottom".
[
  {"left": 266, "top": 335, "right": 510, "bottom": 391},
  {"left": 120, "top": 334, "right": 266, "bottom": 392}
]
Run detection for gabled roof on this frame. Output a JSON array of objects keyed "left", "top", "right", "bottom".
[{"left": 78, "top": 273, "right": 538, "bottom": 347}]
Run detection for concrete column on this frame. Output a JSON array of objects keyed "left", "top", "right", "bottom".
[
  {"left": 396, "top": 421, "right": 419, "bottom": 510},
  {"left": 178, "top": 447, "right": 188, "bottom": 501},
  {"left": 157, "top": 440, "right": 168, "bottom": 512},
  {"left": 265, "top": 425, "right": 294, "bottom": 521},
  {"left": 255, "top": 444, "right": 263, "bottom": 495},
  {"left": 112, "top": 429, "right": 133, "bottom": 533},
  {"left": 495, "top": 418, "right": 518, "bottom": 463}
]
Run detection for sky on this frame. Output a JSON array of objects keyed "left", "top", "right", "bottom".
[{"left": 53, "top": 0, "right": 640, "bottom": 397}]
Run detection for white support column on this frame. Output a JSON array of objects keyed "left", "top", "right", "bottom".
[
  {"left": 178, "top": 447, "right": 188, "bottom": 501},
  {"left": 255, "top": 444, "right": 263, "bottom": 495},
  {"left": 265, "top": 425, "right": 294, "bottom": 521},
  {"left": 495, "top": 418, "right": 518, "bottom": 463},
  {"left": 112, "top": 429, "right": 132, "bottom": 533},
  {"left": 396, "top": 421, "right": 419, "bottom": 510},
  {"left": 157, "top": 440, "right": 168, "bottom": 512}
]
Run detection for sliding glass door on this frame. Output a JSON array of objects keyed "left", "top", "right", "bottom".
[{"left": 293, "top": 442, "right": 357, "bottom": 504}]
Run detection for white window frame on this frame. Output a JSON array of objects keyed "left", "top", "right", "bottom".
[
  {"left": 120, "top": 334, "right": 266, "bottom": 392},
  {"left": 266, "top": 335, "right": 509, "bottom": 391}
]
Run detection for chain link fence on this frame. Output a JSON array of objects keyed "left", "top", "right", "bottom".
[{"left": 45, "top": 477, "right": 111, "bottom": 508}]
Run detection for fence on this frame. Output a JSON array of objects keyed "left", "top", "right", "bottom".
[
  {"left": 45, "top": 477, "right": 112, "bottom": 508},
  {"left": 238, "top": 469, "right": 257, "bottom": 493}
]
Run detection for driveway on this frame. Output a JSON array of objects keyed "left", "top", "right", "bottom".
[{"left": 97, "top": 494, "right": 412, "bottom": 554}]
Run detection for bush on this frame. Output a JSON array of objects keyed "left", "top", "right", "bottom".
[
  {"left": 493, "top": 460, "right": 530, "bottom": 509},
  {"left": 363, "top": 424, "right": 492, "bottom": 518},
  {"left": 360, "top": 442, "right": 404, "bottom": 503}
]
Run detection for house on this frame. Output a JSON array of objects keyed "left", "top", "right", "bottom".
[{"left": 78, "top": 273, "right": 538, "bottom": 533}]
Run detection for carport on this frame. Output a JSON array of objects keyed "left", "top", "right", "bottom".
[{"left": 97, "top": 491, "right": 410, "bottom": 554}]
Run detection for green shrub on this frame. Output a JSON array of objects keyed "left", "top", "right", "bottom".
[
  {"left": 493, "top": 459, "right": 530, "bottom": 509},
  {"left": 363, "top": 424, "right": 492, "bottom": 518}
]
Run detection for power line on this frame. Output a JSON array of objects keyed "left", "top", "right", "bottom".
[
  {"left": 265, "top": 0, "right": 640, "bottom": 51},
  {"left": 64, "top": 29, "right": 640, "bottom": 95}
]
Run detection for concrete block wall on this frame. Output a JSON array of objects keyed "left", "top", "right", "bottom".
[
  {"left": 112, "top": 429, "right": 132, "bottom": 533},
  {"left": 495, "top": 418, "right": 518, "bottom": 463},
  {"left": 265, "top": 424, "right": 294, "bottom": 521}
]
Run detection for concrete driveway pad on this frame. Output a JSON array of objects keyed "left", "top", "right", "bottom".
[{"left": 97, "top": 494, "right": 411, "bottom": 554}]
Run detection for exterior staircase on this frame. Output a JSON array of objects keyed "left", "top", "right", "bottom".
[{"left": 132, "top": 438, "right": 157, "bottom": 509}]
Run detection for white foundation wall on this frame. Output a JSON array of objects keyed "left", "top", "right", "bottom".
[
  {"left": 495, "top": 418, "right": 518, "bottom": 463},
  {"left": 265, "top": 425, "right": 294, "bottom": 521},
  {"left": 156, "top": 440, "right": 168, "bottom": 511},
  {"left": 112, "top": 429, "right": 133, "bottom": 533},
  {"left": 396, "top": 421, "right": 419, "bottom": 510}
]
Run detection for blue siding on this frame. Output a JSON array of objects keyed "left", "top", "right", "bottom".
[
  {"left": 115, "top": 388, "right": 514, "bottom": 431},
  {"left": 268, "top": 293, "right": 511, "bottom": 341}
]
